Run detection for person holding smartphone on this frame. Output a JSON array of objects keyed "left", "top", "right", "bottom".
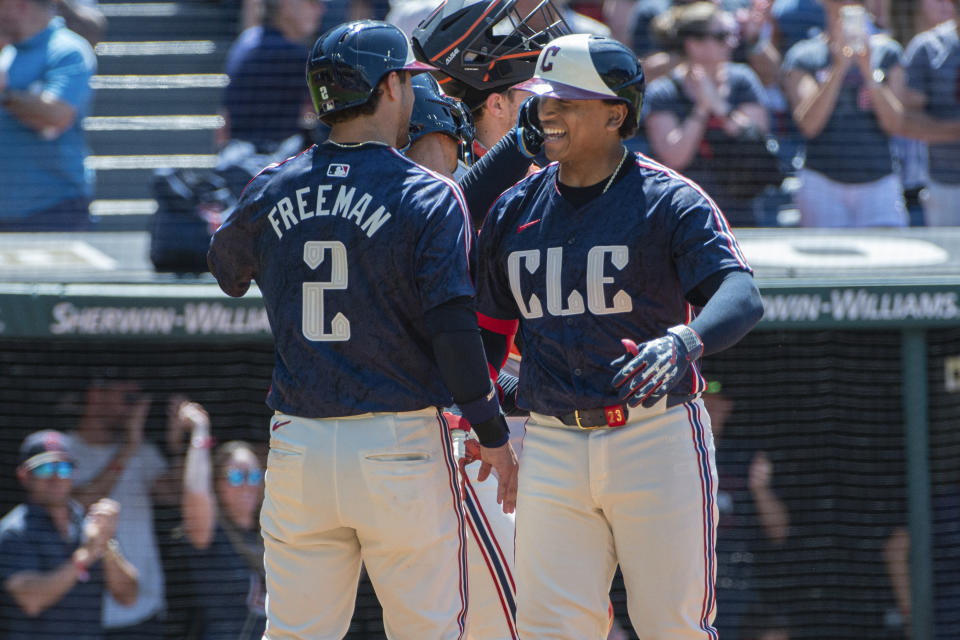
[{"left": 782, "top": 0, "right": 907, "bottom": 227}]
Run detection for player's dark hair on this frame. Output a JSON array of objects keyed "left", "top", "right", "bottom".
[
  {"left": 320, "top": 71, "right": 408, "bottom": 126},
  {"left": 604, "top": 99, "right": 638, "bottom": 139},
  {"left": 320, "top": 87, "right": 382, "bottom": 125}
]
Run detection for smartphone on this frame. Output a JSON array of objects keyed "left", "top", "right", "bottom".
[{"left": 840, "top": 5, "right": 867, "bottom": 55}]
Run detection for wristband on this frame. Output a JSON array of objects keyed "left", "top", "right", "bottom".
[
  {"left": 73, "top": 556, "right": 90, "bottom": 583},
  {"left": 469, "top": 413, "right": 510, "bottom": 448},
  {"left": 457, "top": 383, "right": 501, "bottom": 428},
  {"left": 191, "top": 434, "right": 215, "bottom": 449},
  {"left": 667, "top": 324, "right": 704, "bottom": 362}
]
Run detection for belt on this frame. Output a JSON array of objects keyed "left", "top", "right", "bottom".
[{"left": 555, "top": 395, "right": 694, "bottom": 430}]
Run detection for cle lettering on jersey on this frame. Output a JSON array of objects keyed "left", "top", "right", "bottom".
[
  {"left": 507, "top": 245, "right": 633, "bottom": 319},
  {"left": 267, "top": 183, "right": 392, "bottom": 240}
]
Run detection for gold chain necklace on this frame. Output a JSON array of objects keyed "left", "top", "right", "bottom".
[{"left": 601, "top": 146, "right": 630, "bottom": 195}]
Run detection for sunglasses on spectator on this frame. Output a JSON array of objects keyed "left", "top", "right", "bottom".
[
  {"left": 690, "top": 30, "right": 733, "bottom": 42},
  {"left": 226, "top": 468, "right": 263, "bottom": 487},
  {"left": 31, "top": 461, "right": 74, "bottom": 479}
]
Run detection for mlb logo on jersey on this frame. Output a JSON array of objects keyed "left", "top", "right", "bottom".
[{"left": 327, "top": 164, "right": 350, "bottom": 178}]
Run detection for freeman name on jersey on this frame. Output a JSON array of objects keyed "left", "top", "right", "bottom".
[{"left": 267, "top": 182, "right": 393, "bottom": 240}]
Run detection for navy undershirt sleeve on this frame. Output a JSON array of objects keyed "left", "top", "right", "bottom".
[
  {"left": 458, "top": 130, "right": 532, "bottom": 229},
  {"left": 424, "top": 297, "right": 509, "bottom": 446},
  {"left": 687, "top": 269, "right": 764, "bottom": 357}
]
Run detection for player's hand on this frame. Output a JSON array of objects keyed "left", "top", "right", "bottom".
[
  {"left": 477, "top": 441, "right": 518, "bottom": 514},
  {"left": 515, "top": 96, "right": 543, "bottom": 158},
  {"left": 611, "top": 334, "right": 693, "bottom": 408}
]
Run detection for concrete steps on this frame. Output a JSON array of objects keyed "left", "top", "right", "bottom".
[{"left": 87, "top": 0, "right": 237, "bottom": 229}]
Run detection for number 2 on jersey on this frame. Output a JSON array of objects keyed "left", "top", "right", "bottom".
[{"left": 302, "top": 241, "right": 350, "bottom": 341}]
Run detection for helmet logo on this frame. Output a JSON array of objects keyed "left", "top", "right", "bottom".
[
  {"left": 444, "top": 47, "right": 459, "bottom": 65},
  {"left": 540, "top": 46, "right": 560, "bottom": 73}
]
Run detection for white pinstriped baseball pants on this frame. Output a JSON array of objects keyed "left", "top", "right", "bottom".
[
  {"left": 452, "top": 418, "right": 526, "bottom": 640},
  {"left": 515, "top": 399, "right": 719, "bottom": 640},
  {"left": 260, "top": 409, "right": 468, "bottom": 640}
]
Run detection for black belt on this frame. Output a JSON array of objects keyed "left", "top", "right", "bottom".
[{"left": 556, "top": 395, "right": 694, "bottom": 430}]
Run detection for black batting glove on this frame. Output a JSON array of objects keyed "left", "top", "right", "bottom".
[
  {"left": 515, "top": 96, "right": 543, "bottom": 158},
  {"left": 611, "top": 326, "right": 704, "bottom": 408}
]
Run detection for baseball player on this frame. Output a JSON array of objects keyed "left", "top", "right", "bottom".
[
  {"left": 405, "top": 73, "right": 476, "bottom": 178},
  {"left": 207, "top": 20, "right": 519, "bottom": 640},
  {"left": 403, "top": 74, "right": 526, "bottom": 640},
  {"left": 405, "top": 56, "right": 627, "bottom": 640},
  {"left": 412, "top": 0, "right": 571, "bottom": 226},
  {"left": 411, "top": 0, "right": 569, "bottom": 153},
  {"left": 476, "top": 33, "right": 765, "bottom": 639}
]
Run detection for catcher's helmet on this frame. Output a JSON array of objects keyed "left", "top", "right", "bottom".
[
  {"left": 411, "top": 0, "right": 571, "bottom": 109},
  {"left": 514, "top": 33, "right": 645, "bottom": 117},
  {"left": 307, "top": 20, "right": 435, "bottom": 116},
  {"left": 408, "top": 74, "right": 475, "bottom": 147}
]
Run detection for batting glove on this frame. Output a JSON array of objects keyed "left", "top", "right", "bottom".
[
  {"left": 515, "top": 96, "right": 544, "bottom": 158},
  {"left": 611, "top": 325, "right": 704, "bottom": 408}
]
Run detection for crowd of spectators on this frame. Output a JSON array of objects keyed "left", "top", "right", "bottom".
[
  {"left": 0, "top": 380, "right": 268, "bottom": 640},
  {"left": 1, "top": 0, "right": 959, "bottom": 230}
]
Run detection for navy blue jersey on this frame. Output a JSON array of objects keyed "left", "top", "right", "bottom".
[
  {"left": 209, "top": 141, "right": 475, "bottom": 417},
  {"left": 476, "top": 153, "right": 751, "bottom": 415}
]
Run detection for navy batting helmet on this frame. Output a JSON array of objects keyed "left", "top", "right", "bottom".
[
  {"left": 408, "top": 74, "right": 475, "bottom": 147},
  {"left": 307, "top": 20, "right": 435, "bottom": 117},
  {"left": 514, "top": 33, "right": 645, "bottom": 119},
  {"left": 411, "top": 0, "right": 571, "bottom": 110}
]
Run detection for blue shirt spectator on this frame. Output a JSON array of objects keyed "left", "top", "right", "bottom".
[
  {"left": 222, "top": 0, "right": 323, "bottom": 151},
  {"left": 185, "top": 525, "right": 266, "bottom": 640},
  {"left": 0, "top": 430, "right": 138, "bottom": 640},
  {"left": 782, "top": 2, "right": 907, "bottom": 228},
  {"left": 644, "top": 2, "right": 771, "bottom": 227},
  {"left": 0, "top": 8, "right": 95, "bottom": 230},
  {"left": 646, "top": 63, "right": 768, "bottom": 225},
  {"left": 903, "top": 18, "right": 960, "bottom": 225},
  {"left": 223, "top": 26, "right": 312, "bottom": 151},
  {"left": 0, "top": 502, "right": 105, "bottom": 639},
  {"left": 782, "top": 33, "right": 902, "bottom": 182},
  {"left": 177, "top": 401, "right": 266, "bottom": 640}
]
